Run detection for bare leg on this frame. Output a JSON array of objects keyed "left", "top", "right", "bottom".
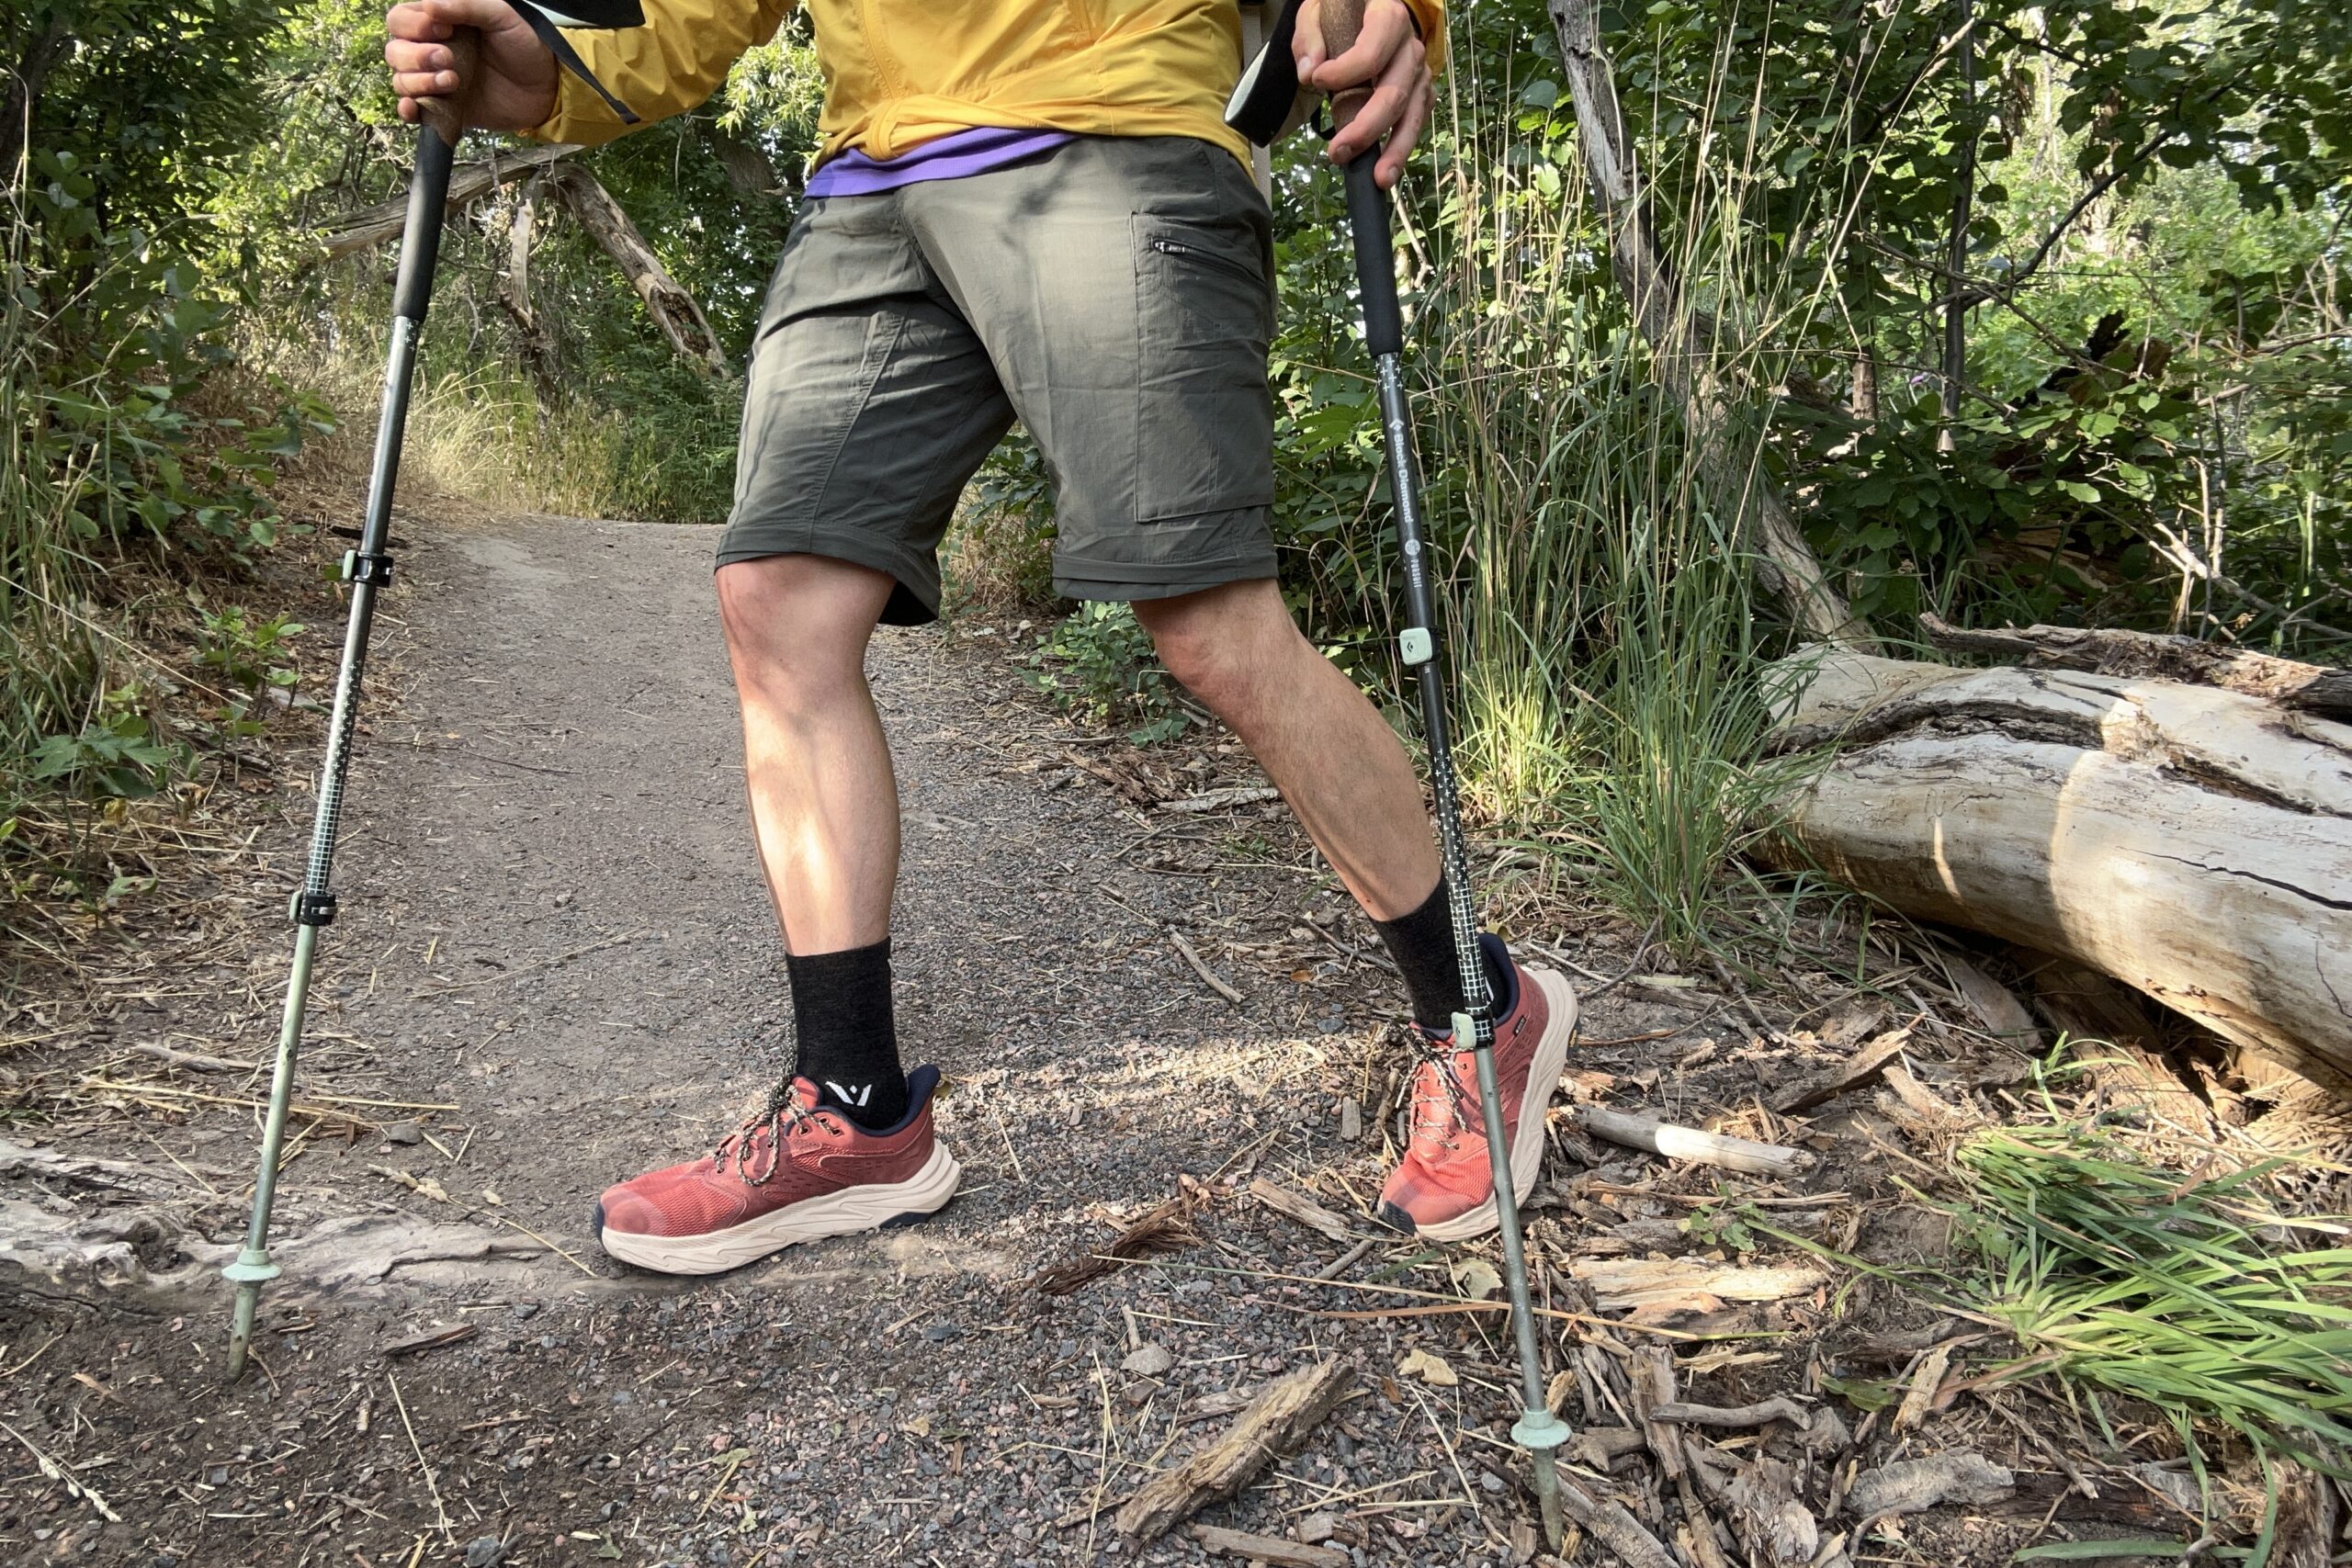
[
  {"left": 1133, "top": 580, "right": 1441, "bottom": 919},
  {"left": 715, "top": 555, "right": 900, "bottom": 953}
]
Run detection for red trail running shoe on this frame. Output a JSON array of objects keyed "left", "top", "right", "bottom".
[
  {"left": 1377, "top": 936, "right": 1577, "bottom": 1241},
  {"left": 594, "top": 1066, "right": 961, "bottom": 1274}
]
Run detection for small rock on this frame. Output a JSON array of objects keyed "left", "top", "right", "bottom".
[
  {"left": 1297, "top": 1511, "right": 1339, "bottom": 1544},
  {"left": 1478, "top": 1468, "right": 1507, "bottom": 1494},
  {"left": 923, "top": 1323, "right": 957, "bottom": 1343},
  {"left": 1120, "top": 1343, "right": 1174, "bottom": 1378},
  {"left": 382, "top": 1122, "right": 424, "bottom": 1145},
  {"left": 510, "top": 1302, "right": 540, "bottom": 1322},
  {"left": 463, "top": 1539, "right": 505, "bottom": 1568}
]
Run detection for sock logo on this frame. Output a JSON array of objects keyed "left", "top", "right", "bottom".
[{"left": 824, "top": 1079, "right": 872, "bottom": 1108}]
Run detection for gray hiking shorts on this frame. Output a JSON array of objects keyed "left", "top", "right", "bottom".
[{"left": 716, "top": 135, "right": 1279, "bottom": 625}]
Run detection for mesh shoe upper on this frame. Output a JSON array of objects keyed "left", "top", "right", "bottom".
[
  {"left": 596, "top": 1066, "right": 940, "bottom": 1240},
  {"left": 1378, "top": 937, "right": 1555, "bottom": 1230}
]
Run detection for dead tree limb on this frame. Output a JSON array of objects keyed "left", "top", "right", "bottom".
[
  {"left": 541, "top": 162, "right": 729, "bottom": 374},
  {"left": 1547, "top": 0, "right": 1874, "bottom": 649},
  {"left": 1920, "top": 611, "right": 2352, "bottom": 719},
  {"left": 316, "top": 142, "right": 578, "bottom": 260}
]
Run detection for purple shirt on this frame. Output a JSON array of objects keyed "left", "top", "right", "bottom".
[{"left": 804, "top": 126, "right": 1078, "bottom": 198}]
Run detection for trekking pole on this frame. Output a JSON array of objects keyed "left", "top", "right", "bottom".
[
  {"left": 1317, "top": 0, "right": 1572, "bottom": 1541},
  {"left": 222, "top": 0, "right": 646, "bottom": 1379},
  {"left": 222, "top": 51, "right": 480, "bottom": 1382}
]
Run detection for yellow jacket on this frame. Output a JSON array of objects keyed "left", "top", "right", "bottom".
[{"left": 529, "top": 0, "right": 1445, "bottom": 168}]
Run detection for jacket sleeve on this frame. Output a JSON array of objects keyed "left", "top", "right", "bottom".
[
  {"left": 526, "top": 0, "right": 797, "bottom": 148},
  {"left": 1399, "top": 0, "right": 1445, "bottom": 73}
]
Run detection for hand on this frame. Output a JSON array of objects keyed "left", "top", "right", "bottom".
[
  {"left": 1293, "top": 0, "right": 1434, "bottom": 189},
  {"left": 386, "top": 0, "right": 560, "bottom": 133}
]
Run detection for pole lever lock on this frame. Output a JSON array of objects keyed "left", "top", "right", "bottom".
[
  {"left": 342, "top": 550, "right": 394, "bottom": 587},
  {"left": 291, "top": 890, "right": 339, "bottom": 927},
  {"left": 1398, "top": 626, "right": 1434, "bottom": 667}
]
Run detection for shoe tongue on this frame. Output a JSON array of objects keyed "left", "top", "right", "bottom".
[{"left": 786, "top": 1076, "right": 823, "bottom": 1111}]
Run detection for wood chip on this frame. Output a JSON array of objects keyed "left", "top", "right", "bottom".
[
  {"left": 1649, "top": 1397, "right": 1815, "bottom": 1433},
  {"left": 1846, "top": 1451, "right": 2015, "bottom": 1519},
  {"left": 1115, "top": 1360, "right": 1354, "bottom": 1541},
  {"left": 1570, "top": 1257, "right": 1826, "bottom": 1313},
  {"left": 1247, "top": 1178, "right": 1353, "bottom": 1242},
  {"left": 1190, "top": 1525, "right": 1349, "bottom": 1567},
  {"left": 1892, "top": 1342, "right": 1953, "bottom": 1432},
  {"left": 1170, "top": 927, "right": 1245, "bottom": 1005},
  {"left": 384, "top": 1324, "right": 479, "bottom": 1357},
  {"left": 1726, "top": 1454, "right": 1820, "bottom": 1566},
  {"left": 1770, "top": 1032, "right": 1910, "bottom": 1115},
  {"left": 1577, "top": 1107, "right": 1816, "bottom": 1178}
]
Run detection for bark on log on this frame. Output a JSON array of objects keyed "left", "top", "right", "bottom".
[
  {"left": 1548, "top": 0, "right": 1874, "bottom": 650},
  {"left": 1761, "top": 647, "right": 2352, "bottom": 1098},
  {"left": 1921, "top": 611, "right": 2352, "bottom": 718}
]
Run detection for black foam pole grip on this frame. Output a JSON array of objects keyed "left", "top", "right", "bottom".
[
  {"left": 390, "top": 127, "right": 459, "bottom": 324},
  {"left": 1344, "top": 151, "right": 1403, "bottom": 358}
]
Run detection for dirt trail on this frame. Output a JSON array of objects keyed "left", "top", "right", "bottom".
[{"left": 6, "top": 510, "right": 1712, "bottom": 1567}]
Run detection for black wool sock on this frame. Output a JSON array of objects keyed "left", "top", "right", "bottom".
[
  {"left": 786, "top": 940, "right": 909, "bottom": 1130},
  {"left": 1371, "top": 879, "right": 1510, "bottom": 1033}
]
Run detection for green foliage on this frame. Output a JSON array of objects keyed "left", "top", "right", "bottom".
[
  {"left": 1950, "top": 1124, "right": 2352, "bottom": 1481},
  {"left": 1023, "top": 603, "right": 1193, "bottom": 746}
]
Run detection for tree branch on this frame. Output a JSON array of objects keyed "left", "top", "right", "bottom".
[{"left": 314, "top": 142, "right": 579, "bottom": 261}]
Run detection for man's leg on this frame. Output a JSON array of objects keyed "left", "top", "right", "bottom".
[
  {"left": 1136, "top": 580, "right": 1578, "bottom": 1241},
  {"left": 718, "top": 554, "right": 910, "bottom": 1127},
  {"left": 1132, "top": 580, "right": 1435, "bottom": 919},
  {"left": 1133, "top": 580, "right": 1486, "bottom": 1028},
  {"left": 718, "top": 554, "right": 899, "bottom": 953}
]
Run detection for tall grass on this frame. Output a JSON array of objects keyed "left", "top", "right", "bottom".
[
  {"left": 1388, "top": 13, "right": 1835, "bottom": 953},
  {"left": 256, "top": 343, "right": 738, "bottom": 524}
]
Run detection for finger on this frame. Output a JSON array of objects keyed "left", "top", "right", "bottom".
[
  {"left": 1309, "top": 1, "right": 1412, "bottom": 92},
  {"left": 397, "top": 95, "right": 421, "bottom": 123},
  {"left": 386, "top": 39, "right": 452, "bottom": 73},
  {"left": 1291, "top": 0, "right": 1327, "bottom": 79},
  {"left": 391, "top": 68, "right": 460, "bottom": 97},
  {"left": 1375, "top": 75, "right": 1432, "bottom": 187},
  {"left": 387, "top": 3, "right": 449, "bottom": 40},
  {"left": 1328, "top": 45, "right": 1420, "bottom": 162}
]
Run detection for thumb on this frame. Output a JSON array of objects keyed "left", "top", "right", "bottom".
[{"left": 1292, "top": 0, "right": 1328, "bottom": 78}]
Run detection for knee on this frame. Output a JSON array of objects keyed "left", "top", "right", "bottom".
[
  {"left": 716, "top": 558, "right": 879, "bottom": 710},
  {"left": 1136, "top": 583, "right": 1296, "bottom": 716}
]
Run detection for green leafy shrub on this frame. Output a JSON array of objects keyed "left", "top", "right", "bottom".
[{"left": 1024, "top": 603, "right": 1193, "bottom": 745}]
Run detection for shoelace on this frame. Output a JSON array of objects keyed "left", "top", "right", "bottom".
[
  {"left": 713, "top": 1085, "right": 827, "bottom": 1186},
  {"left": 1405, "top": 1036, "right": 1487, "bottom": 1156}
]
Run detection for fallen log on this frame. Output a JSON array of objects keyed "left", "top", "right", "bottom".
[
  {"left": 1921, "top": 612, "right": 2352, "bottom": 718},
  {"left": 1761, "top": 646, "right": 2352, "bottom": 1098}
]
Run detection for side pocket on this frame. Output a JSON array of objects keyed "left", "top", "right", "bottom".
[{"left": 1132, "top": 218, "right": 1277, "bottom": 525}]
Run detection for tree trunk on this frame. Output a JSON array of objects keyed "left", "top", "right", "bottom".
[
  {"left": 1547, "top": 0, "right": 1875, "bottom": 650},
  {"left": 541, "top": 162, "right": 729, "bottom": 374},
  {"left": 1, "top": 17, "right": 71, "bottom": 187},
  {"left": 1758, "top": 644, "right": 2352, "bottom": 1099}
]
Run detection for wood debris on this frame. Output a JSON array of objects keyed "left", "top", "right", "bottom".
[
  {"left": 1570, "top": 1257, "right": 1826, "bottom": 1314},
  {"left": 1189, "top": 1525, "right": 1348, "bottom": 1567},
  {"left": 1246, "top": 1178, "right": 1352, "bottom": 1242},
  {"left": 1031, "top": 1188, "right": 1204, "bottom": 1296},
  {"left": 1577, "top": 1106, "right": 1816, "bottom": 1178},
  {"left": 1114, "top": 1359, "right": 1353, "bottom": 1542},
  {"left": 1770, "top": 1032, "right": 1909, "bottom": 1115},
  {"left": 1846, "top": 1451, "right": 2015, "bottom": 1519}
]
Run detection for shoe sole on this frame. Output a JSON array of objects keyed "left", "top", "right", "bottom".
[
  {"left": 1411, "top": 968, "right": 1578, "bottom": 1244},
  {"left": 597, "top": 1143, "right": 964, "bottom": 1276}
]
